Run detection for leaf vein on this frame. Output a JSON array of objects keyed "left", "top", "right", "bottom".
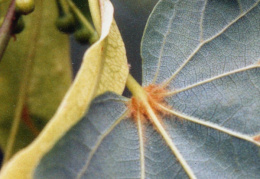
[
  {"left": 166, "top": 64, "right": 259, "bottom": 96},
  {"left": 137, "top": 113, "right": 145, "bottom": 179},
  {"left": 152, "top": 6, "right": 177, "bottom": 84},
  {"left": 199, "top": 0, "right": 207, "bottom": 42},
  {"left": 162, "top": 1, "right": 260, "bottom": 87},
  {"left": 158, "top": 105, "right": 259, "bottom": 146},
  {"left": 76, "top": 110, "right": 128, "bottom": 179}
]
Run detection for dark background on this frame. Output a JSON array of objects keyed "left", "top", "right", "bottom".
[{"left": 71, "top": 0, "right": 158, "bottom": 85}]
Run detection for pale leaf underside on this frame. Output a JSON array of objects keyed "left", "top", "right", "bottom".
[{"left": 34, "top": 0, "right": 260, "bottom": 178}]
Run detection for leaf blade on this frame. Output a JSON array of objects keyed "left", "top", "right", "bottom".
[
  {"left": 34, "top": 93, "right": 135, "bottom": 179},
  {"left": 0, "top": 0, "right": 129, "bottom": 178},
  {"left": 141, "top": 0, "right": 260, "bottom": 177},
  {"left": 162, "top": 116, "right": 260, "bottom": 178},
  {"left": 141, "top": 0, "right": 260, "bottom": 87},
  {"left": 34, "top": 0, "right": 260, "bottom": 178},
  {"left": 34, "top": 91, "right": 260, "bottom": 178},
  {"left": 142, "top": 0, "right": 260, "bottom": 135}
]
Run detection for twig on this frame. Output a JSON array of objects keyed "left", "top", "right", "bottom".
[{"left": 0, "top": 0, "right": 18, "bottom": 62}]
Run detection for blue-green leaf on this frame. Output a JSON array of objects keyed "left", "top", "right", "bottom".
[
  {"left": 34, "top": 0, "right": 260, "bottom": 178},
  {"left": 34, "top": 93, "right": 133, "bottom": 179}
]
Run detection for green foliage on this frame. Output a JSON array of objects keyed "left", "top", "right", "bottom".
[
  {"left": 0, "top": 0, "right": 259, "bottom": 178},
  {"left": 55, "top": 13, "right": 76, "bottom": 33},
  {"left": 35, "top": 0, "right": 260, "bottom": 178},
  {"left": 0, "top": 0, "right": 72, "bottom": 154},
  {"left": 73, "top": 27, "right": 91, "bottom": 44},
  {"left": 0, "top": 0, "right": 128, "bottom": 178}
]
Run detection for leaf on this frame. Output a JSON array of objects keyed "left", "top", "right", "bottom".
[
  {"left": 0, "top": 0, "right": 72, "bottom": 153},
  {"left": 0, "top": 0, "right": 128, "bottom": 178},
  {"left": 34, "top": 0, "right": 260, "bottom": 178}
]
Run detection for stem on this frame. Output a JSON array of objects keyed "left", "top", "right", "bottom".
[
  {"left": 21, "top": 105, "right": 40, "bottom": 137},
  {"left": 3, "top": 75, "right": 29, "bottom": 164},
  {"left": 66, "top": 0, "right": 98, "bottom": 42},
  {"left": 56, "top": 0, "right": 70, "bottom": 16},
  {"left": 0, "top": 0, "right": 17, "bottom": 62},
  {"left": 3, "top": 0, "right": 43, "bottom": 163},
  {"left": 3, "top": 55, "right": 34, "bottom": 164},
  {"left": 126, "top": 74, "right": 196, "bottom": 178},
  {"left": 126, "top": 74, "right": 147, "bottom": 101}
]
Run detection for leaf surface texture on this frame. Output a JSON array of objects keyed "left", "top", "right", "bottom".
[{"left": 35, "top": 0, "right": 260, "bottom": 178}]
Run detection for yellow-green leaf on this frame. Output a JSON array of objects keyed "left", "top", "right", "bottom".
[
  {"left": 0, "top": 0, "right": 72, "bottom": 154},
  {"left": 0, "top": 0, "right": 128, "bottom": 178}
]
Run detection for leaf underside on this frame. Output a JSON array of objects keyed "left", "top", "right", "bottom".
[{"left": 35, "top": 0, "right": 260, "bottom": 178}]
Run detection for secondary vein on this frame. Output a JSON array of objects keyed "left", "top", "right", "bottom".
[
  {"left": 145, "top": 104, "right": 197, "bottom": 179},
  {"left": 158, "top": 104, "right": 259, "bottom": 146},
  {"left": 162, "top": 1, "right": 259, "bottom": 88},
  {"left": 76, "top": 111, "right": 128, "bottom": 178},
  {"left": 166, "top": 64, "right": 259, "bottom": 96},
  {"left": 137, "top": 111, "right": 145, "bottom": 179}
]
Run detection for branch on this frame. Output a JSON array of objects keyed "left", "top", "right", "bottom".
[{"left": 0, "top": 0, "right": 18, "bottom": 62}]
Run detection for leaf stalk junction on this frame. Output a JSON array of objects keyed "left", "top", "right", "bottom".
[
  {"left": 126, "top": 73, "right": 260, "bottom": 178},
  {"left": 126, "top": 74, "right": 197, "bottom": 179}
]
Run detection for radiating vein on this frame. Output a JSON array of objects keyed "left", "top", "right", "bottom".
[
  {"left": 199, "top": 0, "right": 207, "bottom": 42},
  {"left": 76, "top": 111, "right": 128, "bottom": 179},
  {"left": 145, "top": 104, "right": 197, "bottom": 179},
  {"left": 162, "top": 1, "right": 259, "bottom": 87},
  {"left": 137, "top": 111, "right": 145, "bottom": 179},
  {"left": 158, "top": 104, "right": 260, "bottom": 146},
  {"left": 152, "top": 6, "right": 177, "bottom": 84},
  {"left": 237, "top": 0, "right": 244, "bottom": 13},
  {"left": 165, "top": 64, "right": 260, "bottom": 96}
]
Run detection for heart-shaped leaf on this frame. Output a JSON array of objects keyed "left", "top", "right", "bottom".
[
  {"left": 0, "top": 0, "right": 128, "bottom": 178},
  {"left": 34, "top": 0, "right": 260, "bottom": 178}
]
